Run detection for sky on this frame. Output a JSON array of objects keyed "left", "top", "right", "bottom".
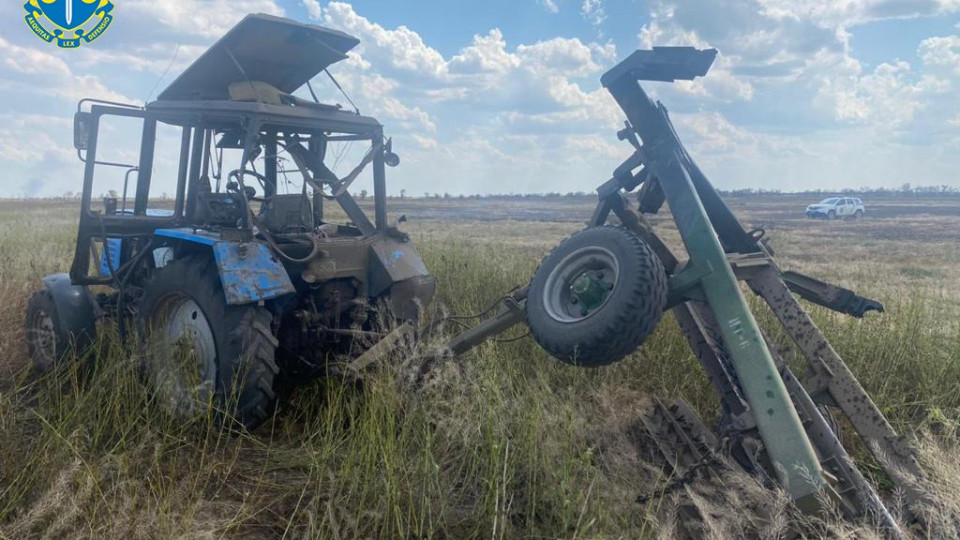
[{"left": 1, "top": 0, "right": 959, "bottom": 198}]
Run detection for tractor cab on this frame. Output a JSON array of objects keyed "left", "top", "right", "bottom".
[
  {"left": 70, "top": 14, "right": 404, "bottom": 283},
  {"left": 28, "top": 14, "right": 434, "bottom": 428}
]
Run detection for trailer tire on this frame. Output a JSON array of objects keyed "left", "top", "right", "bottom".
[
  {"left": 527, "top": 226, "right": 667, "bottom": 367},
  {"left": 138, "top": 255, "right": 279, "bottom": 430}
]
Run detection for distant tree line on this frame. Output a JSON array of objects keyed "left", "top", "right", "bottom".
[
  {"left": 716, "top": 184, "right": 960, "bottom": 198},
  {"left": 389, "top": 184, "right": 960, "bottom": 200},
  {"left": 4, "top": 184, "right": 958, "bottom": 201}
]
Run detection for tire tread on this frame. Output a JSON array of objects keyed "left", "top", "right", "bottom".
[{"left": 527, "top": 226, "right": 667, "bottom": 366}]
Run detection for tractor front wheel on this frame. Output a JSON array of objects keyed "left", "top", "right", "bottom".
[
  {"left": 526, "top": 226, "right": 667, "bottom": 367},
  {"left": 138, "top": 256, "right": 279, "bottom": 430},
  {"left": 25, "top": 289, "right": 66, "bottom": 372}
]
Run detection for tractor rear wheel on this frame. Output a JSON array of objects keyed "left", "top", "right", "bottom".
[
  {"left": 526, "top": 226, "right": 667, "bottom": 367},
  {"left": 138, "top": 256, "right": 279, "bottom": 430}
]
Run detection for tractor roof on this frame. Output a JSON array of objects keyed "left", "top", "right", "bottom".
[
  {"left": 145, "top": 98, "right": 382, "bottom": 134},
  {"left": 157, "top": 13, "right": 360, "bottom": 102}
]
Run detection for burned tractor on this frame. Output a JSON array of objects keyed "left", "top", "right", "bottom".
[
  {"left": 26, "top": 14, "right": 936, "bottom": 536},
  {"left": 25, "top": 14, "right": 434, "bottom": 428}
]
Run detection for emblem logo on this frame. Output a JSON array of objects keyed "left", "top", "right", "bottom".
[{"left": 23, "top": 0, "right": 115, "bottom": 48}]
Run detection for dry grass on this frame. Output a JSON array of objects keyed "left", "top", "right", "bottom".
[{"left": 0, "top": 196, "right": 958, "bottom": 538}]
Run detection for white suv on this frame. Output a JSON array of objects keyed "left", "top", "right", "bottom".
[{"left": 805, "top": 197, "right": 865, "bottom": 219}]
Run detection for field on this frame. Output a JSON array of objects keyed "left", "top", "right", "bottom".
[{"left": 0, "top": 194, "right": 958, "bottom": 538}]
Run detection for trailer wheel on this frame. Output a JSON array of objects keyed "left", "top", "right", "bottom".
[
  {"left": 139, "top": 256, "right": 279, "bottom": 430},
  {"left": 527, "top": 226, "right": 667, "bottom": 366}
]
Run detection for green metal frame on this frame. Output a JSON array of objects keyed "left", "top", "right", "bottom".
[{"left": 599, "top": 52, "right": 824, "bottom": 505}]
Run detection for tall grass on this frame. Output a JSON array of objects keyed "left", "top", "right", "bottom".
[{"left": 0, "top": 200, "right": 958, "bottom": 538}]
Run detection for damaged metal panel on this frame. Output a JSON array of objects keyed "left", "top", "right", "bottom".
[
  {"left": 212, "top": 241, "right": 295, "bottom": 305},
  {"left": 157, "top": 14, "right": 360, "bottom": 102},
  {"left": 368, "top": 239, "right": 431, "bottom": 296},
  {"left": 781, "top": 270, "right": 884, "bottom": 317},
  {"left": 368, "top": 238, "right": 435, "bottom": 319}
]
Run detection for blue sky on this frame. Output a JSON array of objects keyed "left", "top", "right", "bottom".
[{"left": 2, "top": 0, "right": 959, "bottom": 197}]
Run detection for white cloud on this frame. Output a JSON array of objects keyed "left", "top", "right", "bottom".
[
  {"left": 3, "top": 0, "right": 959, "bottom": 196},
  {"left": 411, "top": 135, "right": 438, "bottom": 150},
  {"left": 323, "top": 2, "right": 448, "bottom": 79},
  {"left": 919, "top": 35, "right": 960, "bottom": 74},
  {"left": 0, "top": 114, "right": 73, "bottom": 162},
  {"left": 302, "top": 0, "right": 322, "bottom": 20},
  {"left": 581, "top": 0, "right": 606, "bottom": 28},
  {"left": 813, "top": 60, "right": 948, "bottom": 125},
  {"left": 755, "top": 0, "right": 959, "bottom": 27},
  {"left": 318, "top": 1, "right": 620, "bottom": 132},
  {"left": 122, "top": 0, "right": 284, "bottom": 38},
  {"left": 517, "top": 37, "right": 605, "bottom": 77},
  {"left": 538, "top": 0, "right": 560, "bottom": 13},
  {"left": 0, "top": 37, "right": 133, "bottom": 103},
  {"left": 450, "top": 30, "right": 520, "bottom": 74}
]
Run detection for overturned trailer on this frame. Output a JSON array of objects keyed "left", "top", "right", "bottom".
[{"left": 398, "top": 47, "right": 934, "bottom": 535}]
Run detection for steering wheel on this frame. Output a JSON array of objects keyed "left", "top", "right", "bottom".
[{"left": 226, "top": 169, "right": 269, "bottom": 201}]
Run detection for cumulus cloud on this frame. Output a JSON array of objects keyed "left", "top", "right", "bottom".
[
  {"left": 320, "top": 1, "right": 620, "bottom": 130},
  {"left": 2, "top": 0, "right": 959, "bottom": 196},
  {"left": 302, "top": 0, "right": 322, "bottom": 20},
  {"left": 122, "top": 0, "right": 284, "bottom": 38},
  {"left": 323, "top": 2, "right": 448, "bottom": 80},
  {"left": 0, "top": 37, "right": 133, "bottom": 103},
  {"left": 629, "top": 0, "right": 960, "bottom": 191},
  {"left": 919, "top": 35, "right": 960, "bottom": 74}
]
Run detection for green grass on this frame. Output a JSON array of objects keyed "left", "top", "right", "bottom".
[{"left": 0, "top": 199, "right": 958, "bottom": 538}]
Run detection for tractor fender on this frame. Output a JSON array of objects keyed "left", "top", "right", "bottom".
[
  {"left": 41, "top": 273, "right": 97, "bottom": 346},
  {"left": 153, "top": 228, "right": 296, "bottom": 306},
  {"left": 368, "top": 238, "right": 435, "bottom": 320}
]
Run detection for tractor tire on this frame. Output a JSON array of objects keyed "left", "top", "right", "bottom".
[
  {"left": 526, "top": 226, "right": 667, "bottom": 367},
  {"left": 138, "top": 255, "right": 279, "bottom": 430},
  {"left": 25, "top": 289, "right": 68, "bottom": 372}
]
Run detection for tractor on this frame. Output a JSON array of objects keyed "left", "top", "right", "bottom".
[{"left": 25, "top": 14, "right": 435, "bottom": 429}]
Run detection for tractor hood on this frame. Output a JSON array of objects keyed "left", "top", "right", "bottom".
[{"left": 157, "top": 13, "right": 359, "bottom": 102}]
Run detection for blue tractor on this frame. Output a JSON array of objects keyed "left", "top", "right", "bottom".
[{"left": 24, "top": 15, "right": 435, "bottom": 429}]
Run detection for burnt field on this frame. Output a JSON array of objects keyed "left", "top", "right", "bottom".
[
  {"left": 0, "top": 194, "right": 958, "bottom": 538},
  {"left": 374, "top": 193, "right": 960, "bottom": 220}
]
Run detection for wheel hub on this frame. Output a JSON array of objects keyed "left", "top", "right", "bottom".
[
  {"left": 30, "top": 310, "right": 57, "bottom": 367},
  {"left": 570, "top": 272, "right": 609, "bottom": 313},
  {"left": 542, "top": 245, "right": 620, "bottom": 323},
  {"left": 147, "top": 295, "right": 217, "bottom": 417}
]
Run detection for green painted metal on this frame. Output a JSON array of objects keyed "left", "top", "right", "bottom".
[
  {"left": 657, "top": 150, "right": 825, "bottom": 502},
  {"left": 570, "top": 273, "right": 608, "bottom": 312},
  {"left": 601, "top": 52, "right": 828, "bottom": 504}
]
